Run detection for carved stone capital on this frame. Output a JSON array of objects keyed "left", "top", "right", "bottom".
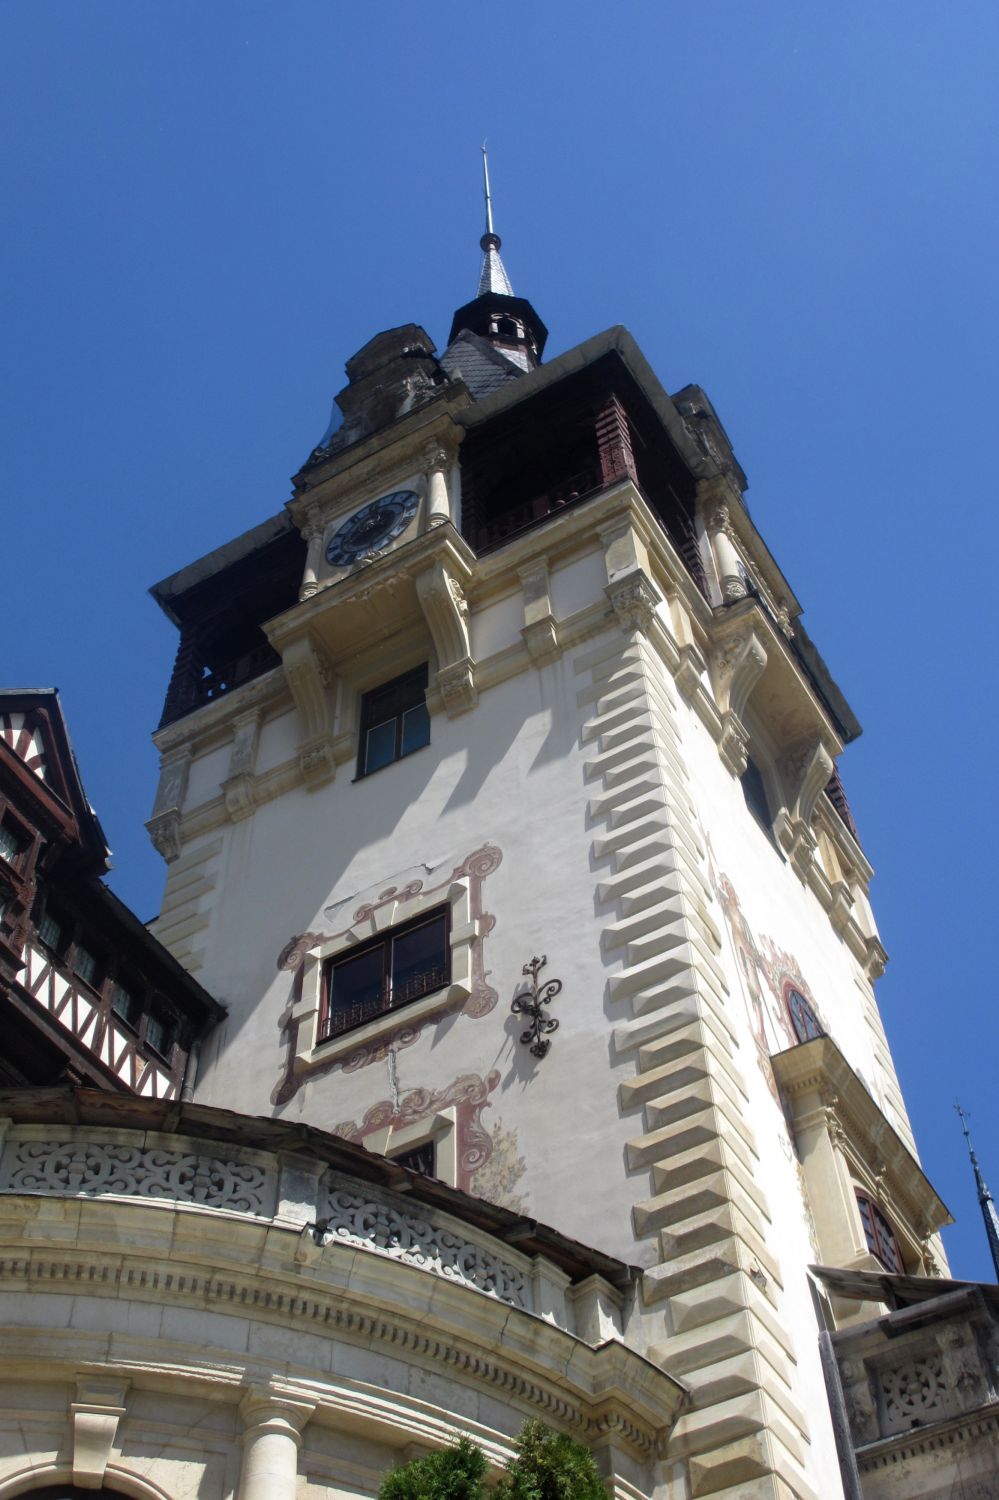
[
  {"left": 436, "top": 659, "right": 477, "bottom": 717},
  {"left": 146, "top": 810, "right": 181, "bottom": 863},
  {"left": 422, "top": 440, "right": 451, "bottom": 474},
  {"left": 522, "top": 617, "right": 561, "bottom": 665},
  {"left": 223, "top": 772, "right": 257, "bottom": 822},
  {"left": 718, "top": 711, "right": 750, "bottom": 777},
  {"left": 605, "top": 570, "right": 661, "bottom": 635},
  {"left": 299, "top": 734, "right": 337, "bottom": 788}
]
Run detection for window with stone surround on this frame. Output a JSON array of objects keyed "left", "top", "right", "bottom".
[{"left": 320, "top": 906, "right": 450, "bottom": 1041}]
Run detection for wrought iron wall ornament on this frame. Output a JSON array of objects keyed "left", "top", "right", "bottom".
[{"left": 511, "top": 955, "right": 562, "bottom": 1059}]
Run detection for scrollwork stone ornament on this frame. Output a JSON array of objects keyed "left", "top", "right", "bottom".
[
  {"left": 606, "top": 572, "right": 661, "bottom": 635},
  {"left": 317, "top": 1181, "right": 528, "bottom": 1308}
]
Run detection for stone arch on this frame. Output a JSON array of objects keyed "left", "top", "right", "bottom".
[{"left": 0, "top": 1467, "right": 173, "bottom": 1499}]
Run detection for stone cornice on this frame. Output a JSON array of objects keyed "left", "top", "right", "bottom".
[{"left": 0, "top": 1220, "right": 684, "bottom": 1459}]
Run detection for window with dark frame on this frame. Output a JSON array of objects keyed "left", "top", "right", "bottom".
[
  {"left": 321, "top": 907, "right": 450, "bottom": 1041},
  {"left": 36, "top": 907, "right": 65, "bottom": 955},
  {"left": 0, "top": 817, "right": 27, "bottom": 867},
  {"left": 73, "top": 942, "right": 101, "bottom": 988},
  {"left": 786, "top": 988, "right": 824, "bottom": 1044},
  {"left": 111, "top": 980, "right": 143, "bottom": 1030},
  {"left": 740, "top": 757, "right": 772, "bottom": 831},
  {"left": 357, "top": 665, "right": 430, "bottom": 777},
  {"left": 856, "top": 1191, "right": 904, "bottom": 1273},
  {"left": 393, "top": 1140, "right": 436, "bottom": 1177}
]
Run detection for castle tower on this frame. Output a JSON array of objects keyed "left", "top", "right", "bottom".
[{"left": 140, "top": 184, "right": 951, "bottom": 1499}]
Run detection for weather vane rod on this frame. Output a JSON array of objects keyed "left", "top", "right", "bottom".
[
  {"left": 955, "top": 1101, "right": 999, "bottom": 1281},
  {"left": 481, "top": 143, "right": 495, "bottom": 239}
]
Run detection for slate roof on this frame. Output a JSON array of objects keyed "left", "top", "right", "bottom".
[{"left": 440, "top": 329, "right": 526, "bottom": 401}]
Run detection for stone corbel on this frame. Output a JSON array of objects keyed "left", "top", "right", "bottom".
[
  {"left": 710, "top": 622, "right": 767, "bottom": 775},
  {"left": 828, "top": 880, "right": 855, "bottom": 936},
  {"left": 519, "top": 561, "right": 561, "bottom": 665},
  {"left": 775, "top": 737, "right": 835, "bottom": 880},
  {"left": 146, "top": 744, "right": 192, "bottom": 863},
  {"left": 864, "top": 937, "right": 888, "bottom": 982},
  {"left": 146, "top": 810, "right": 181, "bottom": 864},
  {"left": 605, "top": 569, "right": 661, "bottom": 636},
  {"left": 282, "top": 634, "right": 337, "bottom": 788},
  {"left": 222, "top": 707, "right": 263, "bottom": 822},
  {"left": 416, "top": 561, "right": 476, "bottom": 716},
  {"left": 424, "top": 441, "right": 453, "bottom": 528},
  {"left": 675, "top": 640, "right": 708, "bottom": 703},
  {"left": 70, "top": 1376, "right": 129, "bottom": 1488}
]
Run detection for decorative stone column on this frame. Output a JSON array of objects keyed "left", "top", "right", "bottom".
[
  {"left": 425, "top": 444, "right": 452, "bottom": 527},
  {"left": 705, "top": 501, "right": 746, "bottom": 602},
  {"left": 300, "top": 512, "right": 325, "bottom": 600},
  {"left": 237, "top": 1386, "right": 314, "bottom": 1500}
]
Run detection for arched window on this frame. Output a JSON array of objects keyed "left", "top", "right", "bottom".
[
  {"left": 786, "top": 987, "right": 823, "bottom": 1044},
  {"left": 856, "top": 1191, "right": 904, "bottom": 1272}
]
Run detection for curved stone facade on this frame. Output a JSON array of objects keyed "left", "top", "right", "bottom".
[{"left": 0, "top": 1091, "right": 684, "bottom": 1499}]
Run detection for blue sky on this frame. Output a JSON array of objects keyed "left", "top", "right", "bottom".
[{"left": 2, "top": 2, "right": 997, "bottom": 1278}]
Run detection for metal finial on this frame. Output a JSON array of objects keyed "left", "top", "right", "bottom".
[
  {"left": 481, "top": 143, "right": 495, "bottom": 238},
  {"left": 475, "top": 144, "right": 514, "bottom": 297},
  {"left": 956, "top": 1101, "right": 999, "bottom": 1281}
]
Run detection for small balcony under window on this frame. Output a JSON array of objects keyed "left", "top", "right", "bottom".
[{"left": 321, "top": 908, "right": 450, "bottom": 1042}]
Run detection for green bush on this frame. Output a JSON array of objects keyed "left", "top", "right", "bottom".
[
  {"left": 377, "top": 1421, "right": 606, "bottom": 1500},
  {"left": 378, "top": 1435, "right": 488, "bottom": 1500},
  {"left": 497, "top": 1419, "right": 607, "bottom": 1500}
]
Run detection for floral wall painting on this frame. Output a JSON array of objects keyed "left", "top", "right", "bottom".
[
  {"left": 334, "top": 1070, "right": 527, "bottom": 1209},
  {"left": 707, "top": 840, "right": 826, "bottom": 1101}
]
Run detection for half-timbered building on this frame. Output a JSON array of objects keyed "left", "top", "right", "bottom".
[{"left": 0, "top": 688, "right": 223, "bottom": 1096}]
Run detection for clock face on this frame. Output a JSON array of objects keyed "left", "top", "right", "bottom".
[{"left": 325, "top": 490, "right": 419, "bottom": 568}]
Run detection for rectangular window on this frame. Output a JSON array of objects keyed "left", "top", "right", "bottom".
[
  {"left": 0, "top": 820, "right": 26, "bottom": 866},
  {"left": 144, "top": 1011, "right": 172, "bottom": 1056},
  {"left": 74, "top": 944, "right": 100, "bottom": 987},
  {"left": 357, "top": 665, "right": 430, "bottom": 777},
  {"left": 37, "top": 909, "right": 64, "bottom": 954},
  {"left": 857, "top": 1191, "right": 904, "bottom": 1273},
  {"left": 322, "top": 907, "right": 449, "bottom": 1040},
  {"left": 111, "top": 982, "right": 142, "bottom": 1029},
  {"left": 393, "top": 1140, "right": 436, "bottom": 1177}
]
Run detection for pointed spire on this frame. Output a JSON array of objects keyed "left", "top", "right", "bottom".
[
  {"left": 956, "top": 1103, "right": 999, "bottom": 1280},
  {"left": 477, "top": 145, "right": 514, "bottom": 297}
]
